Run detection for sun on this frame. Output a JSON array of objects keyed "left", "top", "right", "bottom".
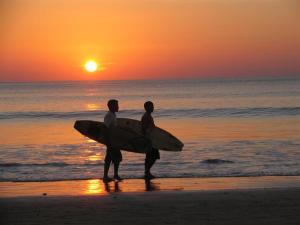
[{"left": 85, "top": 60, "right": 98, "bottom": 72}]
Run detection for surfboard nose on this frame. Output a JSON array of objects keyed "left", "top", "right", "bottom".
[
  {"left": 74, "top": 120, "right": 89, "bottom": 134},
  {"left": 74, "top": 120, "right": 106, "bottom": 138},
  {"left": 74, "top": 120, "right": 82, "bottom": 131}
]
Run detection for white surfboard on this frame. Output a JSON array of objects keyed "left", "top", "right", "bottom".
[{"left": 117, "top": 118, "right": 184, "bottom": 151}]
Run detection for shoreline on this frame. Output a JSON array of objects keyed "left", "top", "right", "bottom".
[
  {"left": 3, "top": 174, "right": 300, "bottom": 183},
  {"left": 1, "top": 176, "right": 299, "bottom": 198},
  {"left": 1, "top": 187, "right": 299, "bottom": 225},
  {"left": 1, "top": 176, "right": 300, "bottom": 225}
]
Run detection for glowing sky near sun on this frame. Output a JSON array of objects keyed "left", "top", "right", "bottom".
[{"left": 0, "top": 0, "right": 299, "bottom": 81}]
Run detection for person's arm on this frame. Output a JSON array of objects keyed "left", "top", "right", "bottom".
[
  {"left": 141, "top": 115, "right": 149, "bottom": 135},
  {"left": 142, "top": 114, "right": 155, "bottom": 135},
  {"left": 103, "top": 126, "right": 113, "bottom": 148},
  {"left": 104, "top": 114, "right": 113, "bottom": 148}
]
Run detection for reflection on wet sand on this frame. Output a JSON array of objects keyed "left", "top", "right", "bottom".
[
  {"left": 1, "top": 177, "right": 299, "bottom": 198},
  {"left": 104, "top": 181, "right": 122, "bottom": 193},
  {"left": 85, "top": 179, "right": 104, "bottom": 194},
  {"left": 82, "top": 176, "right": 300, "bottom": 195},
  {"left": 102, "top": 179, "right": 162, "bottom": 193},
  {"left": 145, "top": 179, "right": 160, "bottom": 191}
]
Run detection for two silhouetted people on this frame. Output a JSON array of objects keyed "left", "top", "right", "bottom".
[{"left": 103, "top": 99, "right": 159, "bottom": 182}]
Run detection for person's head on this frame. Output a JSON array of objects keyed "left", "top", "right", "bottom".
[
  {"left": 107, "top": 99, "right": 119, "bottom": 112},
  {"left": 144, "top": 101, "right": 154, "bottom": 113}
]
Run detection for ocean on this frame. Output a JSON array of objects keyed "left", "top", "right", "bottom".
[{"left": 1, "top": 77, "right": 300, "bottom": 182}]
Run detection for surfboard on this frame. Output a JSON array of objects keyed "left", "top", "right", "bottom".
[
  {"left": 117, "top": 118, "right": 184, "bottom": 151},
  {"left": 74, "top": 120, "right": 151, "bottom": 153}
]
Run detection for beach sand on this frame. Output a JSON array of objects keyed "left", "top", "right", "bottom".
[{"left": 1, "top": 177, "right": 300, "bottom": 225}]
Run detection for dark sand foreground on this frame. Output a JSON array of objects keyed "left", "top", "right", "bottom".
[{"left": 1, "top": 177, "right": 300, "bottom": 225}]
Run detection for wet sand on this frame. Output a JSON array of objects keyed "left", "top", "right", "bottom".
[{"left": 1, "top": 177, "right": 300, "bottom": 225}]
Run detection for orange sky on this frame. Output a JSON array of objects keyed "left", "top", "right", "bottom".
[{"left": 0, "top": 0, "right": 299, "bottom": 81}]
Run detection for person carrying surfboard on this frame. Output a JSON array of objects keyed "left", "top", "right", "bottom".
[
  {"left": 103, "top": 99, "right": 123, "bottom": 182},
  {"left": 142, "top": 101, "right": 160, "bottom": 179}
]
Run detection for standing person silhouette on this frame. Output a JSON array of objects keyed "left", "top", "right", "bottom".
[
  {"left": 103, "top": 99, "right": 123, "bottom": 182},
  {"left": 141, "top": 101, "right": 160, "bottom": 179}
]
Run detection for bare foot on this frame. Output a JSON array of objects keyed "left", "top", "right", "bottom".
[
  {"left": 114, "top": 175, "right": 123, "bottom": 181},
  {"left": 103, "top": 176, "right": 113, "bottom": 183},
  {"left": 144, "top": 173, "right": 155, "bottom": 180}
]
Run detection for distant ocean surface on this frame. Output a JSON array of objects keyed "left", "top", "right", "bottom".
[{"left": 1, "top": 77, "right": 300, "bottom": 182}]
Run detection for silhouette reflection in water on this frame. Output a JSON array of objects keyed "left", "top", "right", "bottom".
[
  {"left": 104, "top": 181, "right": 122, "bottom": 193},
  {"left": 145, "top": 179, "right": 160, "bottom": 191},
  {"left": 100, "top": 179, "right": 172, "bottom": 194}
]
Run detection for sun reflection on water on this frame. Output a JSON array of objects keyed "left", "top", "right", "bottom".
[
  {"left": 85, "top": 179, "right": 104, "bottom": 194},
  {"left": 88, "top": 152, "right": 103, "bottom": 161},
  {"left": 86, "top": 103, "right": 100, "bottom": 111}
]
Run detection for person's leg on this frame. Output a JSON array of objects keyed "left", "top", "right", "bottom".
[
  {"left": 112, "top": 149, "right": 123, "bottom": 180},
  {"left": 145, "top": 152, "right": 151, "bottom": 175},
  {"left": 103, "top": 149, "right": 113, "bottom": 182},
  {"left": 148, "top": 159, "right": 157, "bottom": 171},
  {"left": 113, "top": 162, "right": 121, "bottom": 179},
  {"left": 145, "top": 149, "right": 159, "bottom": 179},
  {"left": 145, "top": 157, "right": 155, "bottom": 179},
  {"left": 145, "top": 159, "right": 156, "bottom": 178},
  {"left": 103, "top": 161, "right": 110, "bottom": 178},
  {"left": 144, "top": 139, "right": 153, "bottom": 174}
]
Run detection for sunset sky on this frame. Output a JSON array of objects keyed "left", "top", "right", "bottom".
[{"left": 1, "top": 0, "right": 299, "bottom": 82}]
